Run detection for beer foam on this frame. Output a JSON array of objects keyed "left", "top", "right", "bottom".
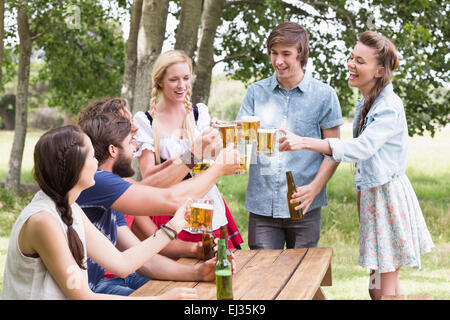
[
  {"left": 191, "top": 202, "right": 214, "bottom": 210},
  {"left": 241, "top": 116, "right": 260, "bottom": 122},
  {"left": 257, "top": 128, "right": 276, "bottom": 133},
  {"left": 217, "top": 123, "right": 237, "bottom": 127}
]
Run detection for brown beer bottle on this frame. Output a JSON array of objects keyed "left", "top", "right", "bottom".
[
  {"left": 286, "top": 171, "right": 304, "bottom": 220},
  {"left": 220, "top": 225, "right": 232, "bottom": 263},
  {"left": 202, "top": 231, "right": 215, "bottom": 261}
]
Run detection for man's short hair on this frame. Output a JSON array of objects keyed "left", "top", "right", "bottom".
[
  {"left": 266, "top": 21, "right": 309, "bottom": 68},
  {"left": 78, "top": 98, "right": 128, "bottom": 127},
  {"left": 79, "top": 113, "right": 131, "bottom": 165}
]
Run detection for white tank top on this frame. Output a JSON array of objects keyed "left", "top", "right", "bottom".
[{"left": 1, "top": 190, "right": 88, "bottom": 300}]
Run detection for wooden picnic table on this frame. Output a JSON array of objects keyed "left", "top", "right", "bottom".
[{"left": 131, "top": 247, "right": 333, "bottom": 300}]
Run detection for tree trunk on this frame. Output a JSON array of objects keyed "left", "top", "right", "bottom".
[
  {"left": 191, "top": 0, "right": 225, "bottom": 106},
  {"left": 133, "top": 0, "right": 169, "bottom": 114},
  {"left": 121, "top": 0, "right": 143, "bottom": 112},
  {"left": 174, "top": 0, "right": 203, "bottom": 60},
  {"left": 0, "top": 0, "right": 4, "bottom": 91},
  {"left": 5, "top": 3, "right": 32, "bottom": 193}
]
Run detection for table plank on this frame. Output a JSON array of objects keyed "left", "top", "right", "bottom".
[
  {"left": 312, "top": 287, "right": 327, "bottom": 300},
  {"left": 231, "top": 249, "right": 259, "bottom": 273},
  {"left": 232, "top": 250, "right": 283, "bottom": 300},
  {"left": 275, "top": 247, "right": 333, "bottom": 300},
  {"left": 194, "top": 249, "right": 259, "bottom": 300},
  {"left": 131, "top": 256, "right": 201, "bottom": 297},
  {"left": 240, "top": 248, "right": 308, "bottom": 300},
  {"left": 131, "top": 279, "right": 172, "bottom": 297},
  {"left": 321, "top": 262, "right": 333, "bottom": 286},
  {"left": 131, "top": 248, "right": 332, "bottom": 300}
]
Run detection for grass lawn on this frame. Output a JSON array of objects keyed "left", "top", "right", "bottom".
[
  {"left": 0, "top": 128, "right": 45, "bottom": 184},
  {"left": 216, "top": 122, "right": 449, "bottom": 299},
  {"left": 0, "top": 123, "right": 449, "bottom": 299}
]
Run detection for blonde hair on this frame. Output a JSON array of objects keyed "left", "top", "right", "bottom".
[{"left": 149, "top": 50, "right": 196, "bottom": 164}]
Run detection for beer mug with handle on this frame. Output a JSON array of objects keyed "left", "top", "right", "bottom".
[
  {"left": 257, "top": 127, "right": 285, "bottom": 157},
  {"left": 187, "top": 199, "right": 214, "bottom": 233}
]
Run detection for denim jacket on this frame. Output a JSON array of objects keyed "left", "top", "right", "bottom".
[{"left": 326, "top": 83, "right": 408, "bottom": 190}]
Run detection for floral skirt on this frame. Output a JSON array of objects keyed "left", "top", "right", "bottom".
[{"left": 358, "top": 174, "right": 434, "bottom": 273}]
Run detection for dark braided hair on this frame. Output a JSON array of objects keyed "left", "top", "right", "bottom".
[
  {"left": 33, "top": 125, "right": 88, "bottom": 269},
  {"left": 356, "top": 31, "right": 399, "bottom": 136}
]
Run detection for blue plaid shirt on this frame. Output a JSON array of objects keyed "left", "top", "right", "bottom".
[{"left": 236, "top": 72, "right": 344, "bottom": 218}]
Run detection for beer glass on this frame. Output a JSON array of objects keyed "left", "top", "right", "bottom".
[
  {"left": 217, "top": 122, "right": 238, "bottom": 148},
  {"left": 257, "top": 128, "right": 277, "bottom": 156},
  {"left": 191, "top": 159, "right": 214, "bottom": 176},
  {"left": 234, "top": 141, "right": 248, "bottom": 175},
  {"left": 241, "top": 116, "right": 260, "bottom": 144},
  {"left": 188, "top": 199, "right": 214, "bottom": 233}
]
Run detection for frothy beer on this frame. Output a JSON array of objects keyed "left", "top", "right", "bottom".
[
  {"left": 217, "top": 123, "right": 237, "bottom": 148},
  {"left": 189, "top": 201, "right": 214, "bottom": 232},
  {"left": 257, "top": 128, "right": 276, "bottom": 156},
  {"left": 241, "top": 116, "right": 260, "bottom": 143}
]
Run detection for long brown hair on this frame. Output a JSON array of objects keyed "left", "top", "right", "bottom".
[
  {"left": 356, "top": 31, "right": 399, "bottom": 135},
  {"left": 33, "top": 125, "right": 88, "bottom": 269}
]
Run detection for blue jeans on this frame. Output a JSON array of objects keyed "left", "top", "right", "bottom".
[{"left": 94, "top": 273, "right": 150, "bottom": 296}]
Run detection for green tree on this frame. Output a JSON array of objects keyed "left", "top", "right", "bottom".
[
  {"left": 220, "top": 0, "right": 449, "bottom": 136},
  {"left": 191, "top": 0, "right": 227, "bottom": 106},
  {"left": 0, "top": 0, "right": 4, "bottom": 91},
  {"left": 133, "top": 0, "right": 170, "bottom": 113},
  {"left": 3, "top": 0, "right": 125, "bottom": 192},
  {"left": 36, "top": 1, "right": 125, "bottom": 115},
  {"left": 5, "top": 0, "right": 33, "bottom": 193},
  {"left": 121, "top": 0, "right": 143, "bottom": 112},
  {"left": 122, "top": 0, "right": 448, "bottom": 137}
]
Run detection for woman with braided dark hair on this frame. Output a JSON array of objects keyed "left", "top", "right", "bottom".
[
  {"left": 278, "top": 31, "right": 434, "bottom": 299},
  {"left": 1, "top": 125, "right": 196, "bottom": 299}
]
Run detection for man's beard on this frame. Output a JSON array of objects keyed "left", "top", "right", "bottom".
[{"left": 112, "top": 150, "right": 135, "bottom": 178}]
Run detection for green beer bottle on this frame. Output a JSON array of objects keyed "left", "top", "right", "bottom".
[
  {"left": 215, "top": 237, "right": 233, "bottom": 300},
  {"left": 286, "top": 171, "right": 304, "bottom": 220},
  {"left": 219, "top": 225, "right": 232, "bottom": 263}
]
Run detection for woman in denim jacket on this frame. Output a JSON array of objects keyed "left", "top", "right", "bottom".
[{"left": 278, "top": 31, "right": 434, "bottom": 300}]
